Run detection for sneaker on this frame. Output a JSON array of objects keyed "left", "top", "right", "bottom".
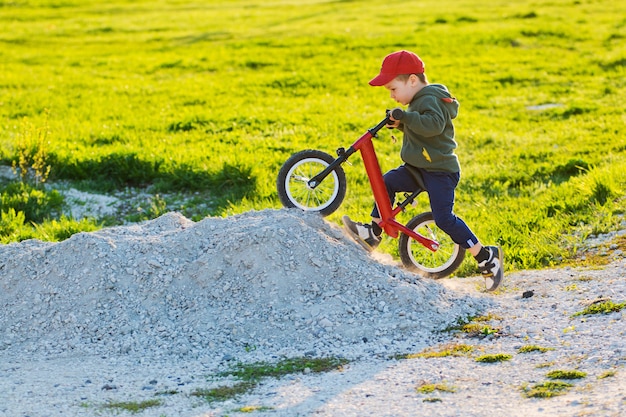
[
  {"left": 342, "top": 215, "right": 381, "bottom": 252},
  {"left": 478, "top": 245, "right": 504, "bottom": 292}
]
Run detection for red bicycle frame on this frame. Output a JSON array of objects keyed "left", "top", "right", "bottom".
[{"left": 351, "top": 126, "right": 439, "bottom": 252}]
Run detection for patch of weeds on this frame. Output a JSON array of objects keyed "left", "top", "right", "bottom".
[
  {"left": 575, "top": 275, "right": 593, "bottom": 282},
  {"left": 125, "top": 194, "right": 169, "bottom": 222},
  {"left": 12, "top": 115, "right": 52, "bottom": 186},
  {"left": 535, "top": 361, "right": 555, "bottom": 369},
  {"left": 444, "top": 313, "right": 499, "bottom": 328},
  {"left": 546, "top": 369, "right": 587, "bottom": 380},
  {"left": 442, "top": 314, "right": 501, "bottom": 338},
  {"left": 441, "top": 314, "right": 474, "bottom": 332},
  {"left": 423, "top": 397, "right": 442, "bottom": 402},
  {"left": 522, "top": 381, "right": 573, "bottom": 398},
  {"left": 191, "top": 381, "right": 257, "bottom": 403},
  {"left": 222, "top": 357, "right": 348, "bottom": 381},
  {"left": 573, "top": 235, "right": 626, "bottom": 267},
  {"left": 475, "top": 353, "right": 512, "bottom": 363},
  {"left": 564, "top": 284, "right": 578, "bottom": 291},
  {"left": 416, "top": 382, "right": 456, "bottom": 394},
  {"left": 401, "top": 343, "right": 474, "bottom": 359},
  {"left": 460, "top": 322, "right": 501, "bottom": 338},
  {"left": 572, "top": 299, "right": 626, "bottom": 317},
  {"left": 518, "top": 345, "right": 554, "bottom": 354},
  {"left": 571, "top": 254, "right": 612, "bottom": 268},
  {"left": 102, "top": 399, "right": 162, "bottom": 413},
  {"left": 471, "top": 313, "right": 503, "bottom": 322},
  {"left": 598, "top": 370, "right": 616, "bottom": 379},
  {"left": 563, "top": 325, "right": 576, "bottom": 334},
  {"left": 155, "top": 389, "right": 180, "bottom": 396},
  {"left": 1, "top": 182, "right": 64, "bottom": 223},
  {"left": 236, "top": 405, "right": 274, "bottom": 413},
  {"left": 194, "top": 357, "right": 348, "bottom": 403}
]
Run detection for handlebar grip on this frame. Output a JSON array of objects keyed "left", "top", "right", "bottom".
[{"left": 390, "top": 108, "right": 404, "bottom": 120}]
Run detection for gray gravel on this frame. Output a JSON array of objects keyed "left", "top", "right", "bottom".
[{"left": 1, "top": 209, "right": 624, "bottom": 416}]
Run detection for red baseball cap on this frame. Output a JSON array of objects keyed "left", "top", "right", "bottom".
[{"left": 369, "top": 50, "right": 425, "bottom": 86}]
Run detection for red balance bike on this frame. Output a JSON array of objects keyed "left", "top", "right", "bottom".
[{"left": 277, "top": 110, "right": 465, "bottom": 279}]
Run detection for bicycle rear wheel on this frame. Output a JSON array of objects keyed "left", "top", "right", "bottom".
[
  {"left": 398, "top": 212, "right": 465, "bottom": 279},
  {"left": 276, "top": 149, "right": 346, "bottom": 217}
]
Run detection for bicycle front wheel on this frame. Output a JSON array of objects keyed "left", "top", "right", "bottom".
[
  {"left": 398, "top": 212, "right": 465, "bottom": 279},
  {"left": 276, "top": 149, "right": 346, "bottom": 217}
]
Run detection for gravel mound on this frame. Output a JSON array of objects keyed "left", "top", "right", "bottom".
[{"left": 0, "top": 209, "right": 490, "bottom": 361}]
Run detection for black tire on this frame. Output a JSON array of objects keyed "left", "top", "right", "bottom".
[
  {"left": 276, "top": 150, "right": 347, "bottom": 217},
  {"left": 398, "top": 212, "right": 465, "bottom": 279}
]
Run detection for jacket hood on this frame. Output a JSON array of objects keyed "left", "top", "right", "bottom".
[{"left": 414, "top": 84, "right": 459, "bottom": 119}]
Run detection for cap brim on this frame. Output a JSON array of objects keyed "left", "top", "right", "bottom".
[{"left": 369, "top": 73, "right": 396, "bottom": 86}]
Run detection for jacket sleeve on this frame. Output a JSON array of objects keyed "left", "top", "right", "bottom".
[{"left": 400, "top": 96, "right": 447, "bottom": 138}]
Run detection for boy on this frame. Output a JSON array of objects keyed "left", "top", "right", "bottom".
[{"left": 342, "top": 50, "right": 504, "bottom": 291}]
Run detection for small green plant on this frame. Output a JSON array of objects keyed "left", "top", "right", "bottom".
[
  {"left": 0, "top": 182, "right": 64, "bottom": 223},
  {"left": 522, "top": 381, "right": 573, "bottom": 398},
  {"left": 422, "top": 397, "right": 442, "bottom": 402},
  {"left": 575, "top": 275, "right": 594, "bottom": 282},
  {"left": 572, "top": 300, "right": 626, "bottom": 317},
  {"left": 12, "top": 116, "right": 52, "bottom": 187},
  {"left": 191, "top": 381, "right": 257, "bottom": 403},
  {"left": 546, "top": 369, "right": 587, "bottom": 380},
  {"left": 518, "top": 345, "right": 554, "bottom": 354},
  {"left": 442, "top": 314, "right": 501, "bottom": 338},
  {"left": 598, "top": 370, "right": 616, "bottom": 379},
  {"left": 416, "top": 382, "right": 456, "bottom": 394},
  {"left": 236, "top": 405, "right": 274, "bottom": 413},
  {"left": 102, "top": 399, "right": 162, "bottom": 413},
  {"left": 125, "top": 194, "right": 168, "bottom": 222},
  {"left": 0, "top": 208, "right": 28, "bottom": 242},
  {"left": 403, "top": 343, "right": 474, "bottom": 359},
  {"left": 441, "top": 315, "right": 471, "bottom": 332},
  {"left": 535, "top": 361, "right": 555, "bottom": 369},
  {"left": 461, "top": 323, "right": 500, "bottom": 338},
  {"left": 475, "top": 353, "right": 512, "bottom": 363},
  {"left": 156, "top": 389, "right": 180, "bottom": 396},
  {"left": 471, "top": 313, "right": 503, "bottom": 322},
  {"left": 563, "top": 325, "right": 576, "bottom": 334}
]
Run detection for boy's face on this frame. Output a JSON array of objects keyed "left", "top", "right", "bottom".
[{"left": 384, "top": 75, "right": 422, "bottom": 106}]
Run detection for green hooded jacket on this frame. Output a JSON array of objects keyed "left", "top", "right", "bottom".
[{"left": 396, "top": 83, "right": 460, "bottom": 173}]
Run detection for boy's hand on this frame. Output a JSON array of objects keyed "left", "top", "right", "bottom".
[{"left": 386, "top": 107, "right": 403, "bottom": 128}]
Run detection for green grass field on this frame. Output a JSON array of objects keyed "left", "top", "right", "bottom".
[{"left": 1, "top": 0, "right": 624, "bottom": 275}]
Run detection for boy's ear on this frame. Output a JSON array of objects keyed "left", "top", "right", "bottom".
[{"left": 409, "top": 73, "right": 421, "bottom": 86}]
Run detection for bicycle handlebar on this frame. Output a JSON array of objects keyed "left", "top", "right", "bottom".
[
  {"left": 369, "top": 109, "right": 405, "bottom": 136},
  {"left": 389, "top": 108, "right": 404, "bottom": 120}
]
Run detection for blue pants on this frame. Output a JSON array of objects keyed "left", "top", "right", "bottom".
[{"left": 371, "top": 165, "right": 479, "bottom": 249}]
